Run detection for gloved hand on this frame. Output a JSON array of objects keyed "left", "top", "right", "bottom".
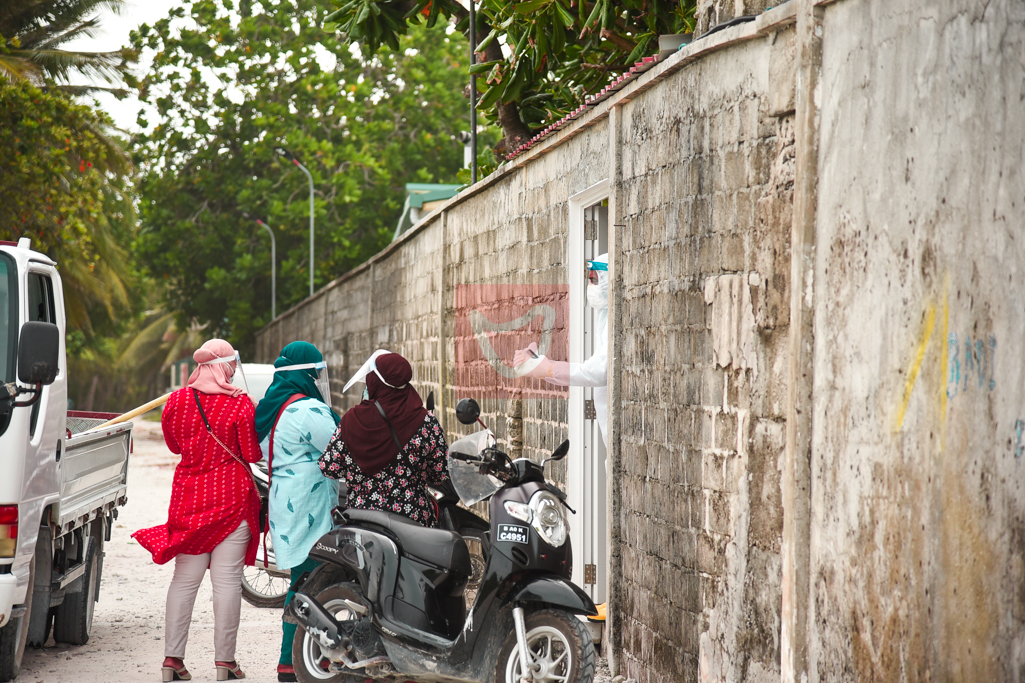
[{"left": 512, "top": 342, "right": 553, "bottom": 378}]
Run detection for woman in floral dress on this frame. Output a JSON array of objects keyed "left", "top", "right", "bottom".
[{"left": 319, "top": 352, "right": 449, "bottom": 527}]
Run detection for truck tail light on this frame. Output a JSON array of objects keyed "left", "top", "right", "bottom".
[{"left": 0, "top": 506, "right": 17, "bottom": 557}]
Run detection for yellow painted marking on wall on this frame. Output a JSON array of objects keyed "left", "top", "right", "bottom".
[
  {"left": 895, "top": 303, "right": 936, "bottom": 431},
  {"left": 938, "top": 278, "right": 949, "bottom": 449}
]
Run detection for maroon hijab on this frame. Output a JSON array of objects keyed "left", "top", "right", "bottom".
[{"left": 337, "top": 353, "right": 428, "bottom": 477}]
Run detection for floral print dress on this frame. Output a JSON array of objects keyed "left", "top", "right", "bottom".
[{"left": 319, "top": 413, "right": 450, "bottom": 527}]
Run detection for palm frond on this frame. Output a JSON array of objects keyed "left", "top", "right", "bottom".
[
  {"left": 44, "top": 83, "right": 130, "bottom": 98},
  {"left": 10, "top": 47, "right": 129, "bottom": 84},
  {"left": 0, "top": 54, "right": 43, "bottom": 81},
  {"left": 32, "top": 18, "right": 104, "bottom": 48},
  {"left": 0, "top": 0, "right": 127, "bottom": 41}
]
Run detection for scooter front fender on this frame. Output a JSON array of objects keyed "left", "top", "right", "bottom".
[{"left": 508, "top": 574, "right": 598, "bottom": 617}]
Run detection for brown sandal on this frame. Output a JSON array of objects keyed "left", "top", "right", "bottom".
[
  {"left": 161, "top": 658, "right": 191, "bottom": 681},
  {"left": 216, "top": 661, "right": 246, "bottom": 680}
]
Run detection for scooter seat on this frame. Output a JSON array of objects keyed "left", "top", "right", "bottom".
[{"left": 344, "top": 508, "right": 472, "bottom": 576}]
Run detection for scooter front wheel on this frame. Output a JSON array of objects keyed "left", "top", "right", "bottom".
[
  {"left": 495, "top": 609, "right": 596, "bottom": 683},
  {"left": 292, "top": 584, "right": 368, "bottom": 683}
]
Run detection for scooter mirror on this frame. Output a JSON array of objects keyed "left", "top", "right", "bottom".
[
  {"left": 456, "top": 398, "right": 480, "bottom": 425},
  {"left": 550, "top": 439, "right": 570, "bottom": 461},
  {"left": 425, "top": 391, "right": 435, "bottom": 412}
]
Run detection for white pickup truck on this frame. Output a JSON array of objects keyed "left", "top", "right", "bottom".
[{"left": 0, "top": 239, "right": 133, "bottom": 681}]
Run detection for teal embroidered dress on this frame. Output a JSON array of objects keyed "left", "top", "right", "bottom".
[{"left": 260, "top": 397, "right": 339, "bottom": 571}]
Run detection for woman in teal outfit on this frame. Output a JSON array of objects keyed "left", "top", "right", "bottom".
[{"left": 254, "top": 341, "right": 340, "bottom": 683}]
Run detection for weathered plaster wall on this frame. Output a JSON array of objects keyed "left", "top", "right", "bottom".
[
  {"left": 809, "top": 0, "right": 1025, "bottom": 680},
  {"left": 614, "top": 26, "right": 792, "bottom": 683},
  {"left": 697, "top": 0, "right": 773, "bottom": 35}
]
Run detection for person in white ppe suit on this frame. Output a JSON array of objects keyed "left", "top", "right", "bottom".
[{"left": 513, "top": 253, "right": 610, "bottom": 446}]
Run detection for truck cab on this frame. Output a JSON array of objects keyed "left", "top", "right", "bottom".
[{"left": 0, "top": 239, "right": 132, "bottom": 681}]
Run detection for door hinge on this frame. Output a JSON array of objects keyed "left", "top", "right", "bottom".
[
  {"left": 584, "top": 219, "right": 598, "bottom": 240},
  {"left": 584, "top": 564, "right": 596, "bottom": 585},
  {"left": 584, "top": 399, "right": 596, "bottom": 420}
]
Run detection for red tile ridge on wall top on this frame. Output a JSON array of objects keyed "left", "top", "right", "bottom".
[{"left": 501, "top": 53, "right": 664, "bottom": 161}]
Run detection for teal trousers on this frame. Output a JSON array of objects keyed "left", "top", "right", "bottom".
[{"left": 280, "top": 557, "right": 321, "bottom": 665}]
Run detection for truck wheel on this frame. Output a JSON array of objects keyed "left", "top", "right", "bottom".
[
  {"left": 494, "top": 609, "right": 596, "bottom": 683},
  {"left": 52, "top": 537, "right": 99, "bottom": 646},
  {"left": 0, "top": 555, "right": 35, "bottom": 682}
]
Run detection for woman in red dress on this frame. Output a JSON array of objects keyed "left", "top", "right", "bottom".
[{"left": 134, "top": 339, "right": 261, "bottom": 682}]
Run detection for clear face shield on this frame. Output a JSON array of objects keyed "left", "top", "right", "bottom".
[
  {"left": 342, "top": 349, "right": 397, "bottom": 400},
  {"left": 200, "top": 352, "right": 249, "bottom": 393},
  {"left": 275, "top": 361, "right": 331, "bottom": 409}
]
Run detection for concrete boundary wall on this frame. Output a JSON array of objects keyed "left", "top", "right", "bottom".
[{"left": 256, "top": 1, "right": 1025, "bottom": 679}]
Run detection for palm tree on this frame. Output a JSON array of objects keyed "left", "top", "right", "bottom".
[{"left": 0, "top": 0, "right": 137, "bottom": 95}]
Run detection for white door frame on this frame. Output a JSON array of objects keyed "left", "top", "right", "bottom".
[{"left": 566, "top": 178, "right": 610, "bottom": 599}]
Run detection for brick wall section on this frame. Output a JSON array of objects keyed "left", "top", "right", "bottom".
[{"left": 614, "top": 31, "right": 791, "bottom": 681}]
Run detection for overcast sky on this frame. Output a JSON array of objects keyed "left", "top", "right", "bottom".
[{"left": 62, "top": 0, "right": 182, "bottom": 131}]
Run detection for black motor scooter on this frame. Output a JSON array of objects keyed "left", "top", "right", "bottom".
[
  {"left": 242, "top": 393, "right": 491, "bottom": 611},
  {"left": 288, "top": 398, "right": 597, "bottom": 683}
]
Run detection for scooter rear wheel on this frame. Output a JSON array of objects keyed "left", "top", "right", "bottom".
[
  {"left": 495, "top": 609, "right": 596, "bottom": 683},
  {"left": 292, "top": 584, "right": 367, "bottom": 683}
]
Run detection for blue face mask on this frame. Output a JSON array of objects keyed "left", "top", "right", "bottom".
[{"left": 362, "top": 388, "right": 369, "bottom": 401}]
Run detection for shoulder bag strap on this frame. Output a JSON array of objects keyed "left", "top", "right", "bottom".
[
  {"left": 192, "top": 388, "right": 261, "bottom": 495},
  {"left": 264, "top": 393, "right": 306, "bottom": 560},
  {"left": 374, "top": 400, "right": 405, "bottom": 453}
]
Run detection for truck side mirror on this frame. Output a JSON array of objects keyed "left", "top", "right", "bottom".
[
  {"left": 455, "top": 398, "right": 480, "bottom": 425},
  {"left": 18, "top": 322, "right": 60, "bottom": 385}
]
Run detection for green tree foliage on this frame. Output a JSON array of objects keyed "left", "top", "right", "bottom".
[
  {"left": 0, "top": 0, "right": 148, "bottom": 411},
  {"left": 0, "top": 78, "right": 135, "bottom": 333},
  {"left": 0, "top": 0, "right": 138, "bottom": 96},
  {"left": 323, "top": 0, "right": 695, "bottom": 156},
  {"left": 134, "top": 0, "right": 473, "bottom": 353}
]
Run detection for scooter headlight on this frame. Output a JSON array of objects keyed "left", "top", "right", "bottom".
[{"left": 529, "top": 491, "right": 567, "bottom": 547}]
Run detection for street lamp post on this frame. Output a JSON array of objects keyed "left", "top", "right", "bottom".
[
  {"left": 243, "top": 212, "right": 276, "bottom": 319},
  {"left": 275, "top": 147, "right": 315, "bottom": 297}
]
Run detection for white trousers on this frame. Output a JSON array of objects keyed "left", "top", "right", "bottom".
[{"left": 164, "top": 523, "right": 250, "bottom": 661}]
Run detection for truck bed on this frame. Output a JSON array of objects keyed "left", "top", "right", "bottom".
[{"left": 57, "top": 414, "right": 132, "bottom": 534}]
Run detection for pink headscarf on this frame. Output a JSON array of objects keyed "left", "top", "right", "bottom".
[{"left": 186, "top": 339, "right": 246, "bottom": 397}]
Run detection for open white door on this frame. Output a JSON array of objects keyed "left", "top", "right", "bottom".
[{"left": 566, "top": 180, "right": 609, "bottom": 604}]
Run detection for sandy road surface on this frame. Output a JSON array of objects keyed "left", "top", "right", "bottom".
[{"left": 20, "top": 419, "right": 283, "bottom": 683}]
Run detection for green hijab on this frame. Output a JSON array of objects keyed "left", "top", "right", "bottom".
[{"left": 254, "top": 341, "right": 340, "bottom": 442}]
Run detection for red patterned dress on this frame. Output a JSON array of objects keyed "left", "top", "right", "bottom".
[{"left": 134, "top": 388, "right": 263, "bottom": 565}]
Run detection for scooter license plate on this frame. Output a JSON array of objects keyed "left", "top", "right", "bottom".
[{"left": 497, "top": 524, "right": 529, "bottom": 544}]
